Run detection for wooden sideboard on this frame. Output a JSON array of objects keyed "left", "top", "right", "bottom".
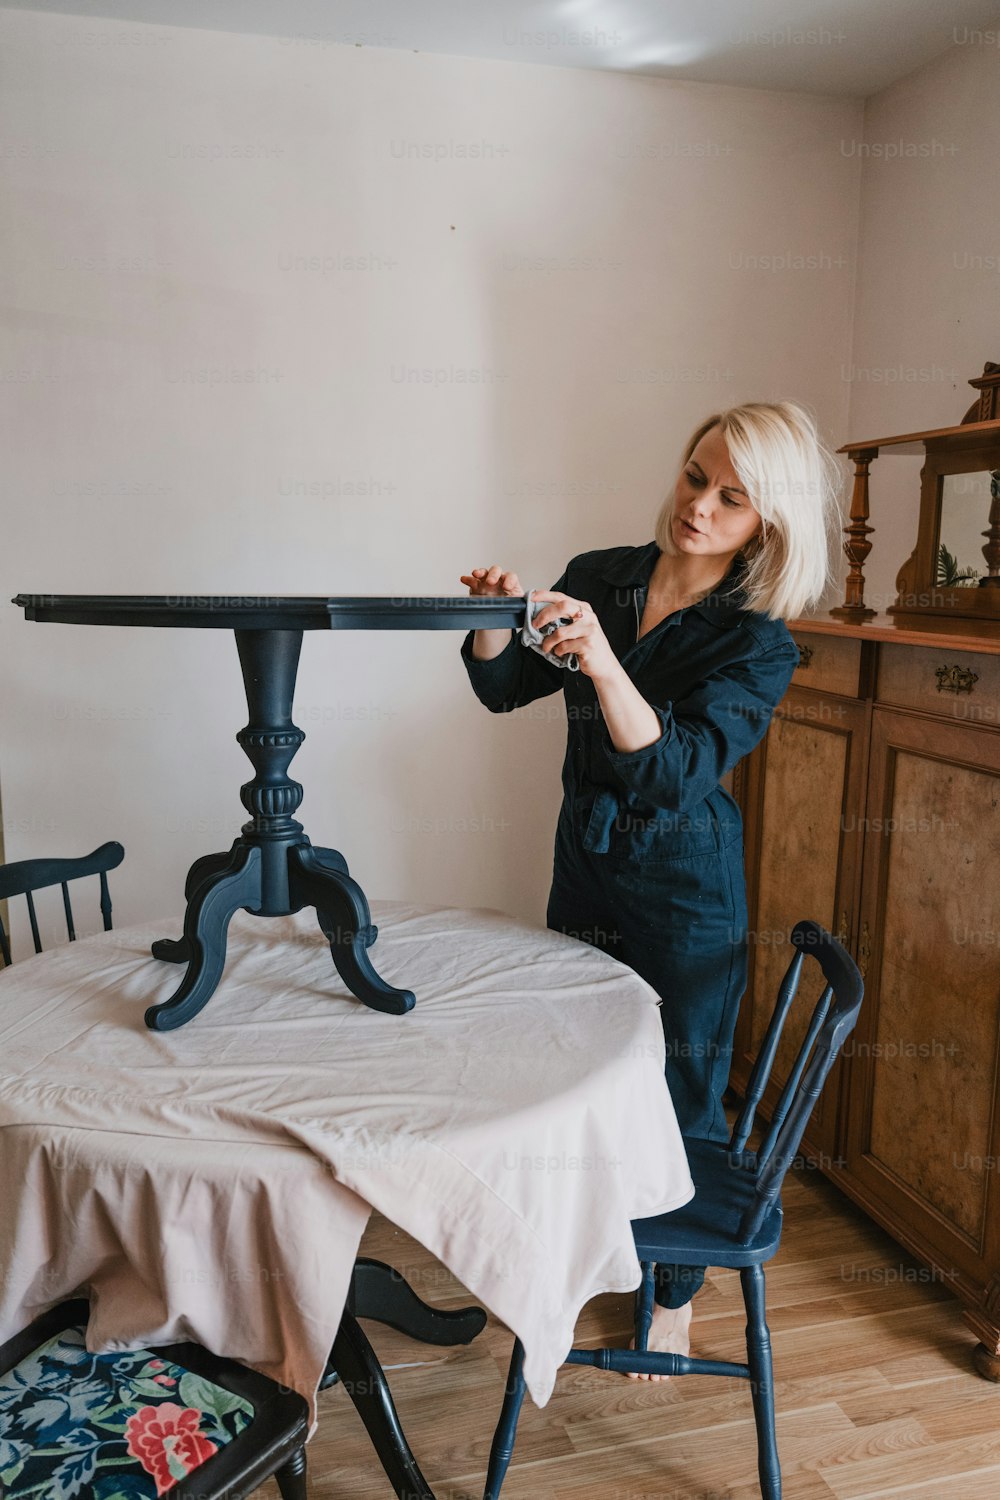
[{"left": 731, "top": 611, "right": 1000, "bottom": 1378}]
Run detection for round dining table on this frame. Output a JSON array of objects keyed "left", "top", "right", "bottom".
[{"left": 0, "top": 901, "right": 694, "bottom": 1498}]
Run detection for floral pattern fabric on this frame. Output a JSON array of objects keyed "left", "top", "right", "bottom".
[{"left": 0, "top": 1325, "right": 253, "bottom": 1498}]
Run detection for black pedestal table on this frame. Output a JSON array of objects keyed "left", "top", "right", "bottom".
[{"left": 12, "top": 594, "right": 526, "bottom": 1030}]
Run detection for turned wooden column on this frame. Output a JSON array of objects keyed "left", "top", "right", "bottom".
[
  {"left": 979, "top": 473, "right": 1000, "bottom": 588},
  {"left": 830, "top": 446, "right": 879, "bottom": 619}
]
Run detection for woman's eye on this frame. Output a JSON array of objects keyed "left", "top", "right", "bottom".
[{"left": 687, "top": 470, "right": 742, "bottom": 506}]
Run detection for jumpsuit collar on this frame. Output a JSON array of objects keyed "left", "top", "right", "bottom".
[{"left": 599, "top": 540, "right": 750, "bottom": 622}]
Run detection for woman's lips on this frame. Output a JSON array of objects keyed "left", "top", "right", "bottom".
[{"left": 679, "top": 517, "right": 703, "bottom": 536}]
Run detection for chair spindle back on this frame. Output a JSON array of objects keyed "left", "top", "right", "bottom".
[{"left": 0, "top": 842, "right": 124, "bottom": 967}]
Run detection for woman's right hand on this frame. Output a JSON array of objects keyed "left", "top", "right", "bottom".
[
  {"left": 460, "top": 567, "right": 526, "bottom": 662},
  {"left": 459, "top": 566, "right": 525, "bottom": 598}
]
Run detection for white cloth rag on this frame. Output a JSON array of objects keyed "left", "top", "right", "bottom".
[{"left": 520, "top": 590, "right": 580, "bottom": 672}]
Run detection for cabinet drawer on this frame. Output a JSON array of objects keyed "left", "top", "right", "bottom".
[
  {"left": 788, "top": 632, "right": 861, "bottom": 696},
  {"left": 876, "top": 643, "right": 1000, "bottom": 724}
]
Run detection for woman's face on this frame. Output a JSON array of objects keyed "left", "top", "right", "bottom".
[{"left": 669, "top": 424, "right": 763, "bottom": 560}]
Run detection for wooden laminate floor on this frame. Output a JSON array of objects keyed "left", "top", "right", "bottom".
[{"left": 259, "top": 1167, "right": 999, "bottom": 1499}]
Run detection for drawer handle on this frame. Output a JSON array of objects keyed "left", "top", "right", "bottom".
[
  {"left": 935, "top": 664, "right": 979, "bottom": 694},
  {"left": 858, "top": 920, "right": 871, "bottom": 978},
  {"left": 796, "top": 644, "right": 813, "bottom": 669}
]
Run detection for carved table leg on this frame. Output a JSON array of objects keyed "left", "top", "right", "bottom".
[
  {"left": 151, "top": 848, "right": 238, "bottom": 963},
  {"left": 150, "top": 937, "right": 191, "bottom": 965},
  {"left": 308, "top": 846, "right": 377, "bottom": 945},
  {"left": 308, "top": 845, "right": 349, "bottom": 876},
  {"left": 973, "top": 1343, "right": 1000, "bottom": 1381},
  {"left": 144, "top": 844, "right": 262, "bottom": 1030},
  {"left": 350, "top": 1258, "right": 488, "bottom": 1346},
  {"left": 290, "top": 844, "right": 414, "bottom": 1015}
]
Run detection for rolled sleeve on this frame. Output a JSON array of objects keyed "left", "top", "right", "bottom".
[
  {"left": 460, "top": 627, "right": 567, "bottom": 714},
  {"left": 599, "top": 642, "right": 798, "bottom": 813}
]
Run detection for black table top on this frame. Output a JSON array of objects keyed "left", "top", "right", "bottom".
[{"left": 12, "top": 594, "right": 530, "bottom": 631}]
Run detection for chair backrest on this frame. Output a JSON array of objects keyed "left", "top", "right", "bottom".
[
  {"left": 0, "top": 841, "right": 125, "bottom": 967},
  {"left": 729, "top": 919, "right": 864, "bottom": 1243}
]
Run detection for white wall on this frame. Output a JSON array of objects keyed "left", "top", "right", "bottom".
[
  {"left": 0, "top": 6, "right": 867, "bottom": 947},
  {"left": 845, "top": 36, "right": 1000, "bottom": 612}
]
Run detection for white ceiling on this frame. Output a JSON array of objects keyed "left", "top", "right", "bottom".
[{"left": 3, "top": 0, "right": 1000, "bottom": 96}]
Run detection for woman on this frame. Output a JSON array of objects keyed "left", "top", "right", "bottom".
[{"left": 458, "top": 401, "right": 840, "bottom": 1376}]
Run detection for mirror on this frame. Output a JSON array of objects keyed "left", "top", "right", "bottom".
[
  {"left": 890, "top": 433, "right": 1000, "bottom": 621},
  {"left": 937, "top": 470, "right": 998, "bottom": 587}
]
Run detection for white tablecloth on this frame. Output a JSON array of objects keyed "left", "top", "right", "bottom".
[{"left": 0, "top": 902, "right": 694, "bottom": 1425}]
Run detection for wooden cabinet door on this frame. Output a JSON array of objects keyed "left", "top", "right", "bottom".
[
  {"left": 733, "top": 685, "right": 869, "bottom": 1162},
  {"left": 842, "top": 707, "right": 1000, "bottom": 1325}
]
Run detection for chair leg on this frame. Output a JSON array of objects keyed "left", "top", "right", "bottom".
[
  {"left": 483, "top": 1337, "right": 526, "bottom": 1500},
  {"left": 274, "top": 1444, "right": 307, "bottom": 1500},
  {"left": 741, "top": 1263, "right": 781, "bottom": 1500},
  {"left": 633, "top": 1260, "right": 655, "bottom": 1351}
]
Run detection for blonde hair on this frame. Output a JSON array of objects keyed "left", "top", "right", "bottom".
[{"left": 654, "top": 401, "right": 843, "bottom": 620}]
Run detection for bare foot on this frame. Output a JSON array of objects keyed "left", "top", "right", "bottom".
[{"left": 626, "top": 1300, "right": 692, "bottom": 1381}]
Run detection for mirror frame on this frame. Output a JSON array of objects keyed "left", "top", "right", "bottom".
[{"left": 891, "top": 428, "right": 1000, "bottom": 621}]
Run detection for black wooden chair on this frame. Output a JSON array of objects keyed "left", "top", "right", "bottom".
[
  {"left": 483, "top": 919, "right": 865, "bottom": 1500},
  {"left": 0, "top": 841, "right": 125, "bottom": 966},
  {"left": 0, "top": 1298, "right": 309, "bottom": 1499}
]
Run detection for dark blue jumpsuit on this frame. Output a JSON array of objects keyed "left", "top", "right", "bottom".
[{"left": 460, "top": 540, "right": 799, "bottom": 1306}]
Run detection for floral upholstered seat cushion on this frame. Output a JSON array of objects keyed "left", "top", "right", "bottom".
[{"left": 0, "top": 1325, "right": 254, "bottom": 1499}]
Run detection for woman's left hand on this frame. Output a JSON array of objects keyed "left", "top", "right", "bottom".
[{"left": 529, "top": 591, "right": 621, "bottom": 684}]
